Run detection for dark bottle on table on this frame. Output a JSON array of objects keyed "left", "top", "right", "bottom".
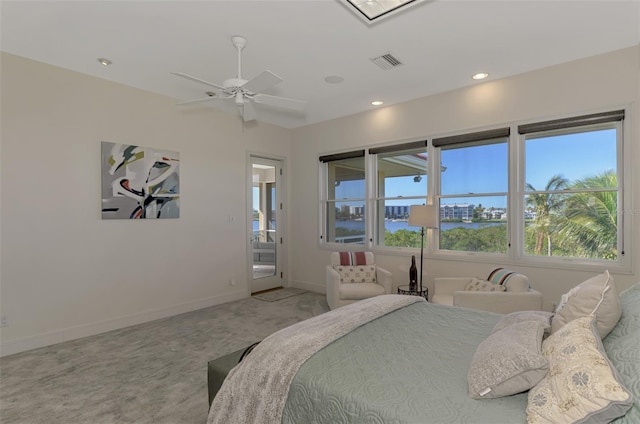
[{"left": 409, "top": 255, "right": 418, "bottom": 290}]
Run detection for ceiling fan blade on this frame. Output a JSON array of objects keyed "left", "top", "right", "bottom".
[
  {"left": 242, "top": 70, "right": 283, "bottom": 93},
  {"left": 242, "top": 101, "right": 257, "bottom": 122},
  {"left": 177, "top": 96, "right": 220, "bottom": 106},
  {"left": 252, "top": 93, "right": 307, "bottom": 111},
  {"left": 171, "top": 72, "right": 226, "bottom": 91}
]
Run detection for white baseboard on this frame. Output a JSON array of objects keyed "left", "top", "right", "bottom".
[
  {"left": 0, "top": 291, "right": 246, "bottom": 357},
  {"left": 289, "top": 279, "right": 325, "bottom": 294}
]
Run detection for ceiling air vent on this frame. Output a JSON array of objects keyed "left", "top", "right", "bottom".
[{"left": 370, "top": 53, "right": 403, "bottom": 70}]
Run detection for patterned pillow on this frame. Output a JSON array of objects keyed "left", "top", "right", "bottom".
[
  {"left": 492, "top": 311, "right": 554, "bottom": 336},
  {"left": 468, "top": 320, "right": 548, "bottom": 399},
  {"left": 465, "top": 277, "right": 506, "bottom": 292},
  {"left": 526, "top": 316, "right": 633, "bottom": 424},
  {"left": 333, "top": 264, "right": 377, "bottom": 284}
]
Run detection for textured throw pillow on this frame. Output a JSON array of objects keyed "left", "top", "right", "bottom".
[
  {"left": 551, "top": 270, "right": 621, "bottom": 339},
  {"left": 333, "top": 264, "right": 377, "bottom": 284},
  {"left": 465, "top": 277, "right": 506, "bottom": 292},
  {"left": 468, "top": 320, "right": 548, "bottom": 399},
  {"left": 492, "top": 311, "right": 554, "bottom": 336},
  {"left": 487, "top": 268, "right": 530, "bottom": 292},
  {"left": 526, "top": 316, "right": 633, "bottom": 424}
]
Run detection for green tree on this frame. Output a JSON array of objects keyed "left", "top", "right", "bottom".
[
  {"left": 383, "top": 229, "right": 421, "bottom": 248},
  {"left": 439, "top": 224, "right": 507, "bottom": 253},
  {"left": 473, "top": 204, "right": 485, "bottom": 220},
  {"left": 558, "top": 171, "right": 618, "bottom": 260},
  {"left": 525, "top": 175, "right": 569, "bottom": 256}
]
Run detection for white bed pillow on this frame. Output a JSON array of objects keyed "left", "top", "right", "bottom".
[
  {"left": 526, "top": 316, "right": 632, "bottom": 424},
  {"left": 551, "top": 270, "right": 621, "bottom": 339},
  {"left": 468, "top": 320, "right": 548, "bottom": 399}
]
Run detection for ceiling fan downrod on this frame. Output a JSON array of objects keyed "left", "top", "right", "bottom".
[{"left": 231, "top": 35, "right": 247, "bottom": 80}]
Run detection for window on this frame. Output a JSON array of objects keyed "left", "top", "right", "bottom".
[
  {"left": 318, "top": 108, "right": 628, "bottom": 270},
  {"left": 433, "top": 128, "right": 510, "bottom": 254},
  {"left": 319, "top": 150, "right": 366, "bottom": 245},
  {"left": 370, "top": 141, "right": 428, "bottom": 248},
  {"left": 519, "top": 110, "right": 624, "bottom": 263}
]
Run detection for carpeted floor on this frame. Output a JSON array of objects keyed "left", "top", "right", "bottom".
[
  {"left": 0, "top": 290, "right": 329, "bottom": 424},
  {"left": 252, "top": 287, "right": 307, "bottom": 302}
]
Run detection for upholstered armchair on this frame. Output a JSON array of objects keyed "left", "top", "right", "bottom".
[
  {"left": 431, "top": 268, "right": 543, "bottom": 314},
  {"left": 326, "top": 251, "right": 393, "bottom": 310}
]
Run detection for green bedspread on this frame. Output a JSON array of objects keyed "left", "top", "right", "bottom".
[
  {"left": 283, "top": 283, "right": 640, "bottom": 424},
  {"left": 283, "top": 301, "right": 529, "bottom": 424}
]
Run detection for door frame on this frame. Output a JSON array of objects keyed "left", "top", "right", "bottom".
[{"left": 247, "top": 152, "right": 287, "bottom": 295}]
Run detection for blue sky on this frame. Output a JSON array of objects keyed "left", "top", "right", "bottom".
[
  {"left": 331, "top": 128, "right": 617, "bottom": 210},
  {"left": 253, "top": 129, "right": 617, "bottom": 211}
]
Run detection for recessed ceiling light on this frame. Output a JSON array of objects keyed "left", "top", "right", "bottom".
[
  {"left": 472, "top": 72, "right": 489, "bottom": 80},
  {"left": 371, "top": 100, "right": 384, "bottom": 106},
  {"left": 97, "top": 58, "right": 112, "bottom": 66},
  {"left": 324, "top": 75, "right": 345, "bottom": 84}
]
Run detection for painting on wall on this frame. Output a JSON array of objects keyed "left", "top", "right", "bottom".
[{"left": 101, "top": 141, "right": 180, "bottom": 219}]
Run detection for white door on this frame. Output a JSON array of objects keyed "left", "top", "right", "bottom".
[{"left": 250, "top": 156, "right": 283, "bottom": 293}]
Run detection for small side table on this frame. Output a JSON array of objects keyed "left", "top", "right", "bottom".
[{"left": 397, "top": 284, "right": 428, "bottom": 300}]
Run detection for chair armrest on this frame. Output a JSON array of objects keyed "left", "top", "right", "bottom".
[
  {"left": 453, "top": 290, "right": 543, "bottom": 314},
  {"left": 434, "top": 277, "right": 473, "bottom": 296},
  {"left": 376, "top": 266, "right": 393, "bottom": 294},
  {"left": 326, "top": 265, "right": 342, "bottom": 310}
]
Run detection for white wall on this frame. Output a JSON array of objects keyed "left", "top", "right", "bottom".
[
  {"left": 2, "top": 46, "right": 638, "bottom": 356},
  {"left": 289, "top": 46, "right": 640, "bottom": 311},
  {"left": 0, "top": 53, "right": 292, "bottom": 356}
]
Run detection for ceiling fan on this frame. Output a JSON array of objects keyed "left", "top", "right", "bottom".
[{"left": 172, "top": 35, "right": 306, "bottom": 122}]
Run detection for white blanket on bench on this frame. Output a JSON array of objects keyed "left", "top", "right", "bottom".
[{"left": 207, "top": 294, "right": 425, "bottom": 424}]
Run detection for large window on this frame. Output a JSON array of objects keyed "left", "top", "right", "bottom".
[
  {"left": 319, "top": 151, "right": 366, "bottom": 245},
  {"left": 519, "top": 111, "right": 624, "bottom": 263},
  {"left": 318, "top": 109, "right": 628, "bottom": 270},
  {"left": 433, "top": 128, "right": 510, "bottom": 254},
  {"left": 370, "top": 141, "right": 428, "bottom": 248}
]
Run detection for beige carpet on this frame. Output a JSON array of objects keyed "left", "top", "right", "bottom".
[
  {"left": 252, "top": 287, "right": 307, "bottom": 302},
  {"left": 0, "top": 291, "right": 329, "bottom": 424}
]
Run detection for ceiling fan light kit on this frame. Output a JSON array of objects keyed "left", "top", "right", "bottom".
[{"left": 172, "top": 35, "right": 306, "bottom": 123}]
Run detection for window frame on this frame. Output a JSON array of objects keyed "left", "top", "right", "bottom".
[
  {"left": 317, "top": 107, "right": 631, "bottom": 273},
  {"left": 369, "top": 140, "right": 429, "bottom": 251},
  {"left": 430, "top": 129, "right": 511, "bottom": 259},
  {"left": 514, "top": 113, "right": 628, "bottom": 271},
  {"left": 318, "top": 150, "right": 367, "bottom": 247}
]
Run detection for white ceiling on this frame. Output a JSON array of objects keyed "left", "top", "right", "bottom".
[{"left": 1, "top": 0, "right": 639, "bottom": 129}]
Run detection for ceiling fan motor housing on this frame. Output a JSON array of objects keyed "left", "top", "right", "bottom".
[{"left": 223, "top": 78, "right": 249, "bottom": 90}]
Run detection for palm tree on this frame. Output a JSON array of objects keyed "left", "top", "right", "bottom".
[
  {"left": 558, "top": 171, "right": 618, "bottom": 260},
  {"left": 525, "top": 175, "right": 569, "bottom": 255}
]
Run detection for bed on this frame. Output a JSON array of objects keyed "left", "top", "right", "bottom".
[{"left": 207, "top": 280, "right": 640, "bottom": 424}]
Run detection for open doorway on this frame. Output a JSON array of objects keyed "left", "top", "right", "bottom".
[{"left": 249, "top": 156, "right": 283, "bottom": 293}]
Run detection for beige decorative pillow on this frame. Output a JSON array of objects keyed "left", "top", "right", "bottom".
[
  {"left": 551, "top": 270, "right": 621, "bottom": 339},
  {"left": 468, "top": 320, "right": 548, "bottom": 399},
  {"left": 333, "top": 264, "right": 377, "bottom": 284},
  {"left": 526, "top": 316, "right": 632, "bottom": 424},
  {"left": 492, "top": 311, "right": 554, "bottom": 336},
  {"left": 465, "top": 277, "right": 506, "bottom": 292}
]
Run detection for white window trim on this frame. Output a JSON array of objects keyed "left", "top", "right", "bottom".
[{"left": 317, "top": 106, "right": 632, "bottom": 274}]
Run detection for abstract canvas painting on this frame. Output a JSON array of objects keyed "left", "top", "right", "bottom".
[{"left": 101, "top": 141, "right": 180, "bottom": 219}]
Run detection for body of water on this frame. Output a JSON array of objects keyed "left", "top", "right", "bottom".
[
  {"left": 335, "top": 219, "right": 505, "bottom": 233},
  {"left": 254, "top": 219, "right": 504, "bottom": 233}
]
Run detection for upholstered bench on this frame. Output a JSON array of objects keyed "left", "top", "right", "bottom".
[{"left": 207, "top": 342, "right": 260, "bottom": 406}]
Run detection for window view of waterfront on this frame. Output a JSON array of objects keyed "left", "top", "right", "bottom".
[{"left": 321, "top": 113, "right": 623, "bottom": 262}]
